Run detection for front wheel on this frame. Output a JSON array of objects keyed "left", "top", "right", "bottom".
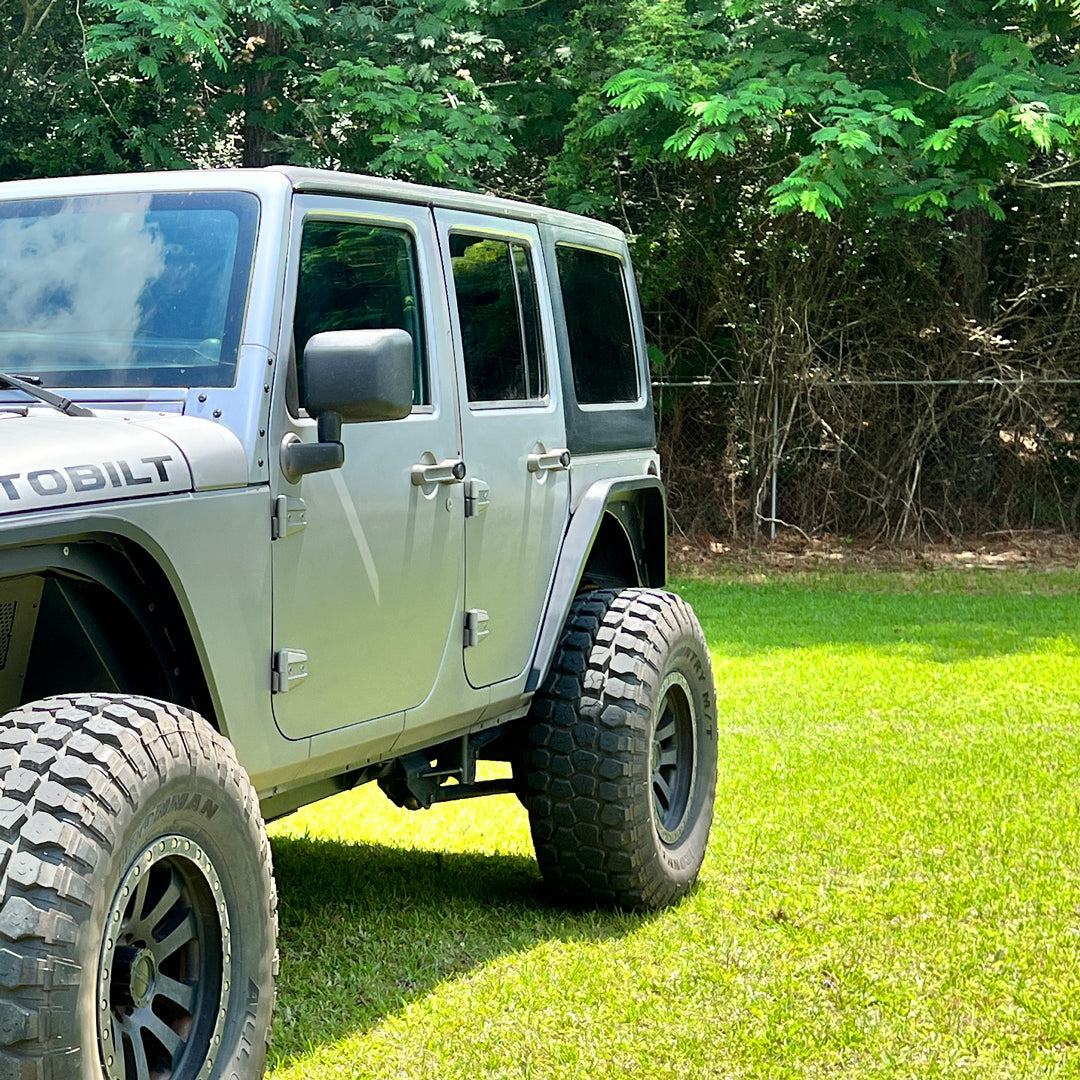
[
  {"left": 525, "top": 589, "right": 718, "bottom": 910},
  {"left": 0, "top": 695, "right": 277, "bottom": 1080}
]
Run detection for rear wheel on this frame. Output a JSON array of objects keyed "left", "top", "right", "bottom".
[
  {"left": 0, "top": 694, "right": 277, "bottom": 1080},
  {"left": 525, "top": 589, "right": 718, "bottom": 910}
]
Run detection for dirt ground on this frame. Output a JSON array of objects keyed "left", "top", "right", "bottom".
[{"left": 669, "top": 529, "right": 1080, "bottom": 575}]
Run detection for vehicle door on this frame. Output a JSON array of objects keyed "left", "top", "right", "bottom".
[
  {"left": 434, "top": 210, "right": 570, "bottom": 690},
  {"left": 271, "top": 198, "right": 463, "bottom": 742}
]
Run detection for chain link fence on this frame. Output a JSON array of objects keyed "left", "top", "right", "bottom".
[{"left": 655, "top": 374, "right": 1080, "bottom": 541}]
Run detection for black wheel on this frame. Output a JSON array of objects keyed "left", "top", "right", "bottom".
[
  {"left": 0, "top": 695, "right": 277, "bottom": 1080},
  {"left": 525, "top": 588, "right": 718, "bottom": 910}
]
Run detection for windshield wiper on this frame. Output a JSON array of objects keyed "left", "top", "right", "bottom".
[{"left": 0, "top": 372, "right": 94, "bottom": 417}]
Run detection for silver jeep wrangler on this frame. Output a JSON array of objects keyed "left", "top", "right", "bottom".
[{"left": 0, "top": 168, "right": 717, "bottom": 1080}]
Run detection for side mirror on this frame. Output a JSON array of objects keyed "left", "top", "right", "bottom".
[
  {"left": 303, "top": 328, "right": 414, "bottom": 424},
  {"left": 282, "top": 328, "right": 414, "bottom": 481}
]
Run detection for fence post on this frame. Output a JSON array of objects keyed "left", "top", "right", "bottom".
[{"left": 770, "top": 374, "right": 779, "bottom": 540}]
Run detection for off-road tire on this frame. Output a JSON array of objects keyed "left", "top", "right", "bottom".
[
  {"left": 525, "top": 589, "right": 718, "bottom": 910},
  {"left": 0, "top": 694, "right": 277, "bottom": 1080}
]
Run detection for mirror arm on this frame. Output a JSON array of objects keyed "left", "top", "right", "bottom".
[
  {"left": 317, "top": 410, "right": 342, "bottom": 443},
  {"left": 280, "top": 409, "right": 345, "bottom": 482},
  {"left": 280, "top": 441, "right": 344, "bottom": 482}
]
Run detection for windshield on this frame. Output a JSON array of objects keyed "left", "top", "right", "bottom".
[{"left": 0, "top": 191, "right": 258, "bottom": 388}]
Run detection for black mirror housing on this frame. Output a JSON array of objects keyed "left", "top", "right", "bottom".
[{"left": 302, "top": 328, "right": 414, "bottom": 423}]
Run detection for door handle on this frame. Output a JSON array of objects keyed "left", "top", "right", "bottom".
[
  {"left": 411, "top": 458, "right": 467, "bottom": 486},
  {"left": 526, "top": 449, "right": 571, "bottom": 473}
]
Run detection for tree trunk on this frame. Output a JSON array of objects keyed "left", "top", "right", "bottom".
[
  {"left": 943, "top": 207, "right": 991, "bottom": 323},
  {"left": 241, "top": 22, "right": 284, "bottom": 168}
]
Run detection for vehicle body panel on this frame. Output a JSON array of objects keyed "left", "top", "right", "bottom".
[
  {"left": 434, "top": 207, "right": 571, "bottom": 691},
  {"left": 0, "top": 166, "right": 666, "bottom": 817},
  {"left": 0, "top": 411, "right": 191, "bottom": 512},
  {"left": 269, "top": 195, "right": 463, "bottom": 742}
]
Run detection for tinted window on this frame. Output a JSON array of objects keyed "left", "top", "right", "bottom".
[
  {"left": 449, "top": 234, "right": 546, "bottom": 404},
  {"left": 295, "top": 220, "right": 428, "bottom": 406},
  {"left": 556, "top": 246, "right": 639, "bottom": 404},
  {"left": 0, "top": 192, "right": 257, "bottom": 387}
]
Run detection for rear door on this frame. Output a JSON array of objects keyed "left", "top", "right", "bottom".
[{"left": 435, "top": 210, "right": 570, "bottom": 689}]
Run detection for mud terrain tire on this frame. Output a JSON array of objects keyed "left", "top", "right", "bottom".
[
  {"left": 0, "top": 694, "right": 277, "bottom": 1080},
  {"left": 525, "top": 589, "right": 718, "bottom": 910}
]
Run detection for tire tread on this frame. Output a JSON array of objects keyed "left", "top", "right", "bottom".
[
  {"left": 526, "top": 589, "right": 716, "bottom": 910},
  {"left": 0, "top": 694, "right": 277, "bottom": 1079}
]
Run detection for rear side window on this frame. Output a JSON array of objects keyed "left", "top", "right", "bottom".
[
  {"left": 556, "top": 246, "right": 639, "bottom": 404},
  {"left": 295, "top": 220, "right": 428, "bottom": 406},
  {"left": 449, "top": 234, "right": 546, "bottom": 404}
]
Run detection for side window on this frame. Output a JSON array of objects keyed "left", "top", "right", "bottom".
[
  {"left": 294, "top": 220, "right": 428, "bottom": 407},
  {"left": 556, "top": 246, "right": 639, "bottom": 404},
  {"left": 449, "top": 234, "right": 546, "bottom": 404}
]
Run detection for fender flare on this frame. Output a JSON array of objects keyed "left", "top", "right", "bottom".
[
  {"left": 0, "top": 518, "right": 218, "bottom": 725},
  {"left": 526, "top": 476, "right": 666, "bottom": 692}
]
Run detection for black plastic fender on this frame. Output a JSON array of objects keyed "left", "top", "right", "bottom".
[{"left": 526, "top": 475, "right": 666, "bottom": 693}]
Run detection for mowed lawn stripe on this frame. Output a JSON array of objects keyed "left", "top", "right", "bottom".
[{"left": 268, "top": 568, "right": 1080, "bottom": 1079}]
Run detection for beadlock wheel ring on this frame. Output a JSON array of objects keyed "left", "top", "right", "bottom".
[{"left": 97, "top": 836, "right": 232, "bottom": 1080}]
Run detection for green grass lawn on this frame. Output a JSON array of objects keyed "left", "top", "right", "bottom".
[{"left": 267, "top": 567, "right": 1080, "bottom": 1079}]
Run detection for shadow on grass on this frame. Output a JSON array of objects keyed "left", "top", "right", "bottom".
[
  {"left": 676, "top": 577, "right": 1080, "bottom": 662},
  {"left": 268, "top": 833, "right": 648, "bottom": 1069}
]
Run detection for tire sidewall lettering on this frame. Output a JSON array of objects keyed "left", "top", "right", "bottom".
[
  {"left": 645, "top": 620, "right": 718, "bottom": 883},
  {"left": 109, "top": 775, "right": 273, "bottom": 1080}
]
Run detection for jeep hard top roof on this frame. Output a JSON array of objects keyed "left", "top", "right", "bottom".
[
  {"left": 0, "top": 166, "right": 626, "bottom": 243},
  {"left": 270, "top": 166, "right": 626, "bottom": 240}
]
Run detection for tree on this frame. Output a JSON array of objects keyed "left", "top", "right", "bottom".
[
  {"left": 0, "top": 0, "right": 516, "bottom": 184},
  {"left": 590, "top": 0, "right": 1080, "bottom": 220}
]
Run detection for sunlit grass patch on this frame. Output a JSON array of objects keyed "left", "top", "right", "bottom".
[{"left": 268, "top": 568, "right": 1080, "bottom": 1079}]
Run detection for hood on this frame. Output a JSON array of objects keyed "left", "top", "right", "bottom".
[{"left": 0, "top": 409, "right": 248, "bottom": 516}]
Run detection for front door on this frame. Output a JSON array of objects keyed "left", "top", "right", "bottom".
[
  {"left": 272, "top": 198, "right": 463, "bottom": 741},
  {"left": 435, "top": 210, "right": 570, "bottom": 689}
]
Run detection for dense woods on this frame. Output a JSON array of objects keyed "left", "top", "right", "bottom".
[{"left": 3, "top": 0, "right": 1080, "bottom": 538}]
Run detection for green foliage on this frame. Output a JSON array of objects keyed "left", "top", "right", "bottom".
[
  {"left": 290, "top": 0, "right": 514, "bottom": 183},
  {"left": 0, "top": 0, "right": 513, "bottom": 184},
  {"left": 3, "top": 0, "right": 1079, "bottom": 208},
  {"left": 592, "top": 0, "right": 1080, "bottom": 219}
]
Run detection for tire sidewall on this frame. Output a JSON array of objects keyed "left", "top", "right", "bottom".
[
  {"left": 644, "top": 620, "right": 718, "bottom": 892},
  {"left": 524, "top": 589, "right": 719, "bottom": 910},
  {"left": 75, "top": 732, "right": 274, "bottom": 1080}
]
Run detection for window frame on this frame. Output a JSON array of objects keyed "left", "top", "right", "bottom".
[
  {"left": 554, "top": 240, "right": 647, "bottom": 412},
  {"left": 447, "top": 228, "right": 552, "bottom": 412},
  {"left": 288, "top": 210, "right": 435, "bottom": 419}
]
